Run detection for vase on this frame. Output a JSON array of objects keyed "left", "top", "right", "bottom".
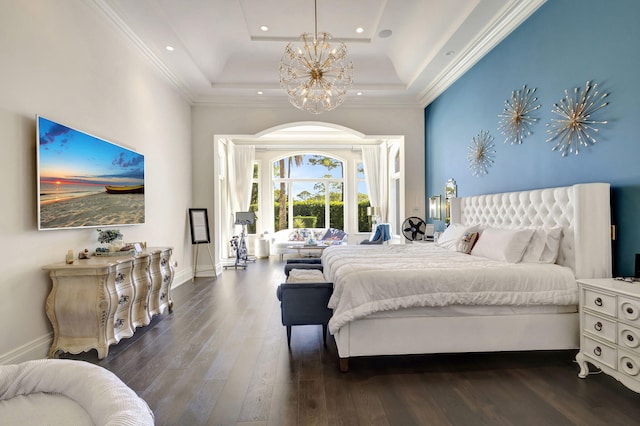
[{"left": 109, "top": 238, "right": 124, "bottom": 252}]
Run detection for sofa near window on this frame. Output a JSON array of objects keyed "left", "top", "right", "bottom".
[{"left": 270, "top": 228, "right": 347, "bottom": 260}]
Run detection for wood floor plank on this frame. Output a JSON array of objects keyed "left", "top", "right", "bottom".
[
  {"left": 206, "top": 336, "right": 263, "bottom": 425},
  {"left": 58, "top": 258, "right": 640, "bottom": 425}
]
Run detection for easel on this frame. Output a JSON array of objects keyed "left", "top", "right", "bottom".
[
  {"left": 192, "top": 242, "right": 216, "bottom": 280},
  {"left": 223, "top": 211, "right": 256, "bottom": 270},
  {"left": 188, "top": 208, "right": 217, "bottom": 281}
]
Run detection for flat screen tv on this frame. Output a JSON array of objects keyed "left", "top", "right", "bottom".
[{"left": 37, "top": 116, "right": 145, "bottom": 230}]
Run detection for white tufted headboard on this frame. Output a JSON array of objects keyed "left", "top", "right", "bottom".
[{"left": 450, "top": 183, "right": 612, "bottom": 279}]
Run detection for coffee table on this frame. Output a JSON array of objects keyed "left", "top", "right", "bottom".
[{"left": 287, "top": 244, "right": 328, "bottom": 258}]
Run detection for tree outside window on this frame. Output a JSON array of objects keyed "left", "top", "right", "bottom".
[
  {"left": 273, "top": 155, "right": 344, "bottom": 231},
  {"left": 357, "top": 162, "right": 371, "bottom": 231},
  {"left": 248, "top": 162, "right": 259, "bottom": 234}
]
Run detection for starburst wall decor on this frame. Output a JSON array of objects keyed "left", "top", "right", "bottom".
[
  {"left": 498, "top": 85, "right": 541, "bottom": 145},
  {"left": 467, "top": 130, "right": 496, "bottom": 177},
  {"left": 546, "top": 81, "right": 609, "bottom": 157}
]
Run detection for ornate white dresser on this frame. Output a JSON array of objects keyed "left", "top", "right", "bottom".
[
  {"left": 576, "top": 278, "right": 640, "bottom": 393},
  {"left": 43, "top": 247, "right": 174, "bottom": 359}
]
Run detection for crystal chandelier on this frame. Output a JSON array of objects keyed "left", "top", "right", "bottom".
[{"left": 279, "top": 0, "right": 353, "bottom": 114}]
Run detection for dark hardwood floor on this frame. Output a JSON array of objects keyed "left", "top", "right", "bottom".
[{"left": 64, "top": 258, "right": 640, "bottom": 425}]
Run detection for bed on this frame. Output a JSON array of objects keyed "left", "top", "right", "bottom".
[{"left": 322, "top": 183, "right": 612, "bottom": 371}]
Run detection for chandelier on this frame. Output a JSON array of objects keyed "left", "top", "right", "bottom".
[{"left": 279, "top": 0, "right": 353, "bottom": 114}]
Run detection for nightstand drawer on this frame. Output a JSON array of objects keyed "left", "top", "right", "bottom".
[
  {"left": 619, "top": 349, "right": 640, "bottom": 378},
  {"left": 584, "top": 312, "right": 616, "bottom": 343},
  {"left": 619, "top": 296, "right": 640, "bottom": 326},
  {"left": 619, "top": 324, "right": 640, "bottom": 352},
  {"left": 583, "top": 288, "right": 617, "bottom": 317},
  {"left": 583, "top": 336, "right": 617, "bottom": 369}
]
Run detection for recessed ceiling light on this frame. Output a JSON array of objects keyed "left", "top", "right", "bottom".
[
  {"left": 378, "top": 29, "right": 392, "bottom": 38},
  {"left": 165, "top": 45, "right": 174, "bottom": 51},
  {"left": 356, "top": 92, "right": 363, "bottom": 96},
  {"left": 257, "top": 91, "right": 264, "bottom": 95},
  {"left": 356, "top": 27, "right": 364, "bottom": 34},
  {"left": 260, "top": 25, "right": 269, "bottom": 32}
]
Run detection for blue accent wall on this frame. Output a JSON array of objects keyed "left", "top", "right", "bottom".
[{"left": 425, "top": 0, "right": 640, "bottom": 276}]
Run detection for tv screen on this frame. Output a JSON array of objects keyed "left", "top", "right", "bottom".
[{"left": 37, "top": 116, "right": 145, "bottom": 230}]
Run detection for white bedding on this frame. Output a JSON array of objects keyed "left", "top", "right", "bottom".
[
  {"left": 323, "top": 244, "right": 578, "bottom": 334},
  {"left": 365, "top": 303, "right": 577, "bottom": 318}
]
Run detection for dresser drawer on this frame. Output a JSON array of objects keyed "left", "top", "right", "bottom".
[
  {"left": 619, "top": 349, "right": 640, "bottom": 379},
  {"left": 619, "top": 296, "right": 640, "bottom": 326},
  {"left": 583, "top": 312, "right": 616, "bottom": 344},
  {"left": 619, "top": 323, "right": 640, "bottom": 352},
  {"left": 583, "top": 288, "right": 617, "bottom": 317},
  {"left": 583, "top": 336, "right": 617, "bottom": 369}
]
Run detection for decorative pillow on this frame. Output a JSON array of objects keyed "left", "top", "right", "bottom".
[
  {"left": 289, "top": 230, "right": 303, "bottom": 241},
  {"left": 470, "top": 227, "right": 535, "bottom": 263},
  {"left": 435, "top": 223, "right": 477, "bottom": 251},
  {"left": 322, "top": 228, "right": 347, "bottom": 241},
  {"left": 457, "top": 231, "right": 479, "bottom": 254},
  {"left": 521, "top": 227, "right": 563, "bottom": 264}
]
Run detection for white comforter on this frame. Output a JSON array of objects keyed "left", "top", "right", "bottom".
[{"left": 323, "top": 244, "right": 578, "bottom": 334}]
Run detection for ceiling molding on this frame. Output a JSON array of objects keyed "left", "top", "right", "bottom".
[
  {"left": 191, "top": 95, "right": 423, "bottom": 109},
  {"left": 89, "top": 0, "right": 546, "bottom": 109},
  {"left": 417, "top": 0, "right": 546, "bottom": 107},
  {"left": 87, "top": 0, "right": 195, "bottom": 103}
]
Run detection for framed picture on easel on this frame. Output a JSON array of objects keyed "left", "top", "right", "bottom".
[{"left": 188, "top": 208, "right": 211, "bottom": 244}]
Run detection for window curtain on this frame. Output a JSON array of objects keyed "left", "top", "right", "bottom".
[
  {"left": 362, "top": 143, "right": 388, "bottom": 223},
  {"left": 227, "top": 143, "right": 255, "bottom": 216}
]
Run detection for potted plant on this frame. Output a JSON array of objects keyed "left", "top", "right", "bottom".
[{"left": 96, "top": 229, "right": 123, "bottom": 252}]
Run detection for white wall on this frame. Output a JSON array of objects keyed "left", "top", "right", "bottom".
[
  {"left": 0, "top": 0, "right": 193, "bottom": 362},
  {"left": 192, "top": 105, "right": 425, "bottom": 264}
]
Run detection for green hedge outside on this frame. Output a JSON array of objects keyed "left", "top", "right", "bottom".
[{"left": 248, "top": 201, "right": 371, "bottom": 232}]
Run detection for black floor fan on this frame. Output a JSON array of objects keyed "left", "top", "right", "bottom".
[{"left": 401, "top": 217, "right": 427, "bottom": 241}]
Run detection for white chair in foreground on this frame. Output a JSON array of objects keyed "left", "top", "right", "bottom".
[{"left": 0, "top": 359, "right": 154, "bottom": 426}]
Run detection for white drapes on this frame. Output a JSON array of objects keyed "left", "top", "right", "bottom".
[
  {"left": 362, "top": 143, "right": 388, "bottom": 222},
  {"left": 227, "top": 143, "right": 255, "bottom": 215}
]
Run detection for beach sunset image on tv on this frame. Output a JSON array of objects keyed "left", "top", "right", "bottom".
[{"left": 37, "top": 116, "right": 145, "bottom": 230}]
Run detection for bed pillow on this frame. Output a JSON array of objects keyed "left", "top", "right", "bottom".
[
  {"left": 470, "top": 227, "right": 535, "bottom": 263},
  {"left": 435, "top": 224, "right": 477, "bottom": 251},
  {"left": 457, "top": 231, "right": 479, "bottom": 254},
  {"left": 521, "top": 227, "right": 563, "bottom": 264}
]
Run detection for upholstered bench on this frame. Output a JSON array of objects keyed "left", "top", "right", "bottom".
[
  {"left": 287, "top": 258, "right": 322, "bottom": 265},
  {"left": 276, "top": 270, "right": 333, "bottom": 347},
  {"left": 284, "top": 263, "right": 324, "bottom": 282}
]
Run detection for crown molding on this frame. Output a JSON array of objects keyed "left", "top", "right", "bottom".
[
  {"left": 87, "top": 0, "right": 195, "bottom": 103},
  {"left": 417, "top": 0, "right": 546, "bottom": 107},
  {"left": 89, "top": 0, "right": 545, "bottom": 109}
]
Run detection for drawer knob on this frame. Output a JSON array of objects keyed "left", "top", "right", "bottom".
[
  {"left": 627, "top": 307, "right": 635, "bottom": 315},
  {"left": 594, "top": 297, "right": 603, "bottom": 307},
  {"left": 594, "top": 346, "right": 602, "bottom": 356},
  {"left": 627, "top": 334, "right": 635, "bottom": 342},
  {"left": 627, "top": 361, "right": 634, "bottom": 369},
  {"left": 594, "top": 322, "right": 603, "bottom": 332}
]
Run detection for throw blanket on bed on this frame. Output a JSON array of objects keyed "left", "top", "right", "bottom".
[{"left": 323, "top": 244, "right": 578, "bottom": 334}]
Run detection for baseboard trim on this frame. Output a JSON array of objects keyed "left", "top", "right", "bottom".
[
  {"left": 0, "top": 333, "right": 52, "bottom": 365},
  {"left": 1, "top": 271, "right": 195, "bottom": 365}
]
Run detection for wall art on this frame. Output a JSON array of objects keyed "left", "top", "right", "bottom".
[
  {"left": 498, "top": 84, "right": 541, "bottom": 145},
  {"left": 467, "top": 130, "right": 495, "bottom": 177},
  {"left": 546, "top": 81, "right": 609, "bottom": 157}
]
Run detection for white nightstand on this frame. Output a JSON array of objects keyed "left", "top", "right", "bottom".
[{"left": 576, "top": 278, "right": 640, "bottom": 393}]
